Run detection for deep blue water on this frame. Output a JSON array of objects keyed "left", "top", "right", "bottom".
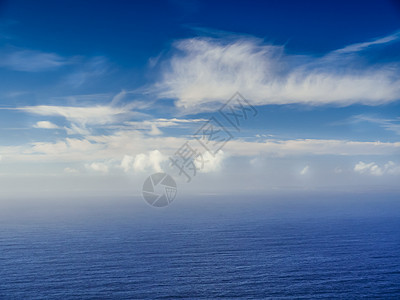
[{"left": 0, "top": 194, "right": 400, "bottom": 299}]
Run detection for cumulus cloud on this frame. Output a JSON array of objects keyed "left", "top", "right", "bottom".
[
  {"left": 120, "top": 155, "right": 135, "bottom": 173},
  {"left": 149, "top": 124, "right": 162, "bottom": 136},
  {"left": 33, "top": 121, "right": 59, "bottom": 129},
  {"left": 334, "top": 167, "right": 343, "bottom": 174},
  {"left": 196, "top": 150, "right": 225, "bottom": 173},
  {"left": 85, "top": 162, "right": 109, "bottom": 173},
  {"left": 385, "top": 161, "right": 400, "bottom": 175},
  {"left": 134, "top": 150, "right": 166, "bottom": 172},
  {"left": 64, "top": 167, "right": 79, "bottom": 173},
  {"left": 156, "top": 33, "right": 400, "bottom": 111},
  {"left": 354, "top": 161, "right": 400, "bottom": 176},
  {"left": 300, "top": 165, "right": 309, "bottom": 175},
  {"left": 121, "top": 150, "right": 167, "bottom": 173}
]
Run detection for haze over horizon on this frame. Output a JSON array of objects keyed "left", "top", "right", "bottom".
[{"left": 1, "top": 0, "right": 400, "bottom": 200}]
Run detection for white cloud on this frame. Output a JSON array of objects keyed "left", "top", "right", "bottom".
[
  {"left": 351, "top": 115, "right": 400, "bottom": 135},
  {"left": 334, "top": 167, "right": 343, "bottom": 174},
  {"left": 196, "top": 150, "right": 225, "bottom": 173},
  {"left": 64, "top": 123, "right": 91, "bottom": 135},
  {"left": 85, "top": 162, "right": 109, "bottom": 173},
  {"left": 0, "top": 49, "right": 69, "bottom": 72},
  {"left": 154, "top": 118, "right": 207, "bottom": 125},
  {"left": 124, "top": 118, "right": 207, "bottom": 133},
  {"left": 33, "top": 121, "right": 59, "bottom": 129},
  {"left": 32, "top": 140, "right": 68, "bottom": 155},
  {"left": 300, "top": 165, "right": 309, "bottom": 175},
  {"left": 120, "top": 155, "right": 135, "bottom": 173},
  {"left": 66, "top": 56, "right": 109, "bottom": 87},
  {"left": 120, "top": 118, "right": 208, "bottom": 137},
  {"left": 334, "top": 31, "right": 400, "bottom": 54},
  {"left": 4, "top": 91, "right": 154, "bottom": 137},
  {"left": 4, "top": 130, "right": 179, "bottom": 163},
  {"left": 149, "top": 124, "right": 162, "bottom": 136},
  {"left": 19, "top": 105, "right": 133, "bottom": 126},
  {"left": 156, "top": 33, "right": 400, "bottom": 111},
  {"left": 2, "top": 133, "right": 400, "bottom": 165},
  {"left": 31, "top": 138, "right": 100, "bottom": 157},
  {"left": 133, "top": 150, "right": 166, "bottom": 172},
  {"left": 354, "top": 161, "right": 384, "bottom": 176},
  {"left": 384, "top": 161, "right": 400, "bottom": 175},
  {"left": 225, "top": 139, "right": 400, "bottom": 157},
  {"left": 121, "top": 150, "right": 167, "bottom": 173},
  {"left": 132, "top": 153, "right": 149, "bottom": 172},
  {"left": 354, "top": 161, "right": 400, "bottom": 176},
  {"left": 64, "top": 167, "right": 79, "bottom": 173}
]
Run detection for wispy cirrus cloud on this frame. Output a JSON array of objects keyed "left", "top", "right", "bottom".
[
  {"left": 10, "top": 101, "right": 148, "bottom": 136},
  {"left": 65, "top": 56, "right": 110, "bottom": 87},
  {"left": 124, "top": 117, "right": 207, "bottom": 135},
  {"left": 125, "top": 118, "right": 207, "bottom": 128},
  {"left": 351, "top": 115, "right": 400, "bottom": 135},
  {"left": 17, "top": 104, "right": 142, "bottom": 126},
  {"left": 0, "top": 48, "right": 69, "bottom": 72},
  {"left": 156, "top": 31, "right": 400, "bottom": 112},
  {"left": 0, "top": 45, "right": 110, "bottom": 90},
  {"left": 333, "top": 30, "right": 400, "bottom": 54}
]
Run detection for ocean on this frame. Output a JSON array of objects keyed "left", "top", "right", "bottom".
[{"left": 0, "top": 193, "right": 399, "bottom": 299}]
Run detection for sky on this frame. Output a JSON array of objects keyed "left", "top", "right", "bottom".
[{"left": 0, "top": 0, "right": 400, "bottom": 200}]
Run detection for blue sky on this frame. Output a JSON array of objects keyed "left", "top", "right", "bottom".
[{"left": 0, "top": 0, "right": 400, "bottom": 199}]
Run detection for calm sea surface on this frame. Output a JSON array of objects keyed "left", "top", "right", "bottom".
[{"left": 0, "top": 194, "right": 399, "bottom": 299}]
